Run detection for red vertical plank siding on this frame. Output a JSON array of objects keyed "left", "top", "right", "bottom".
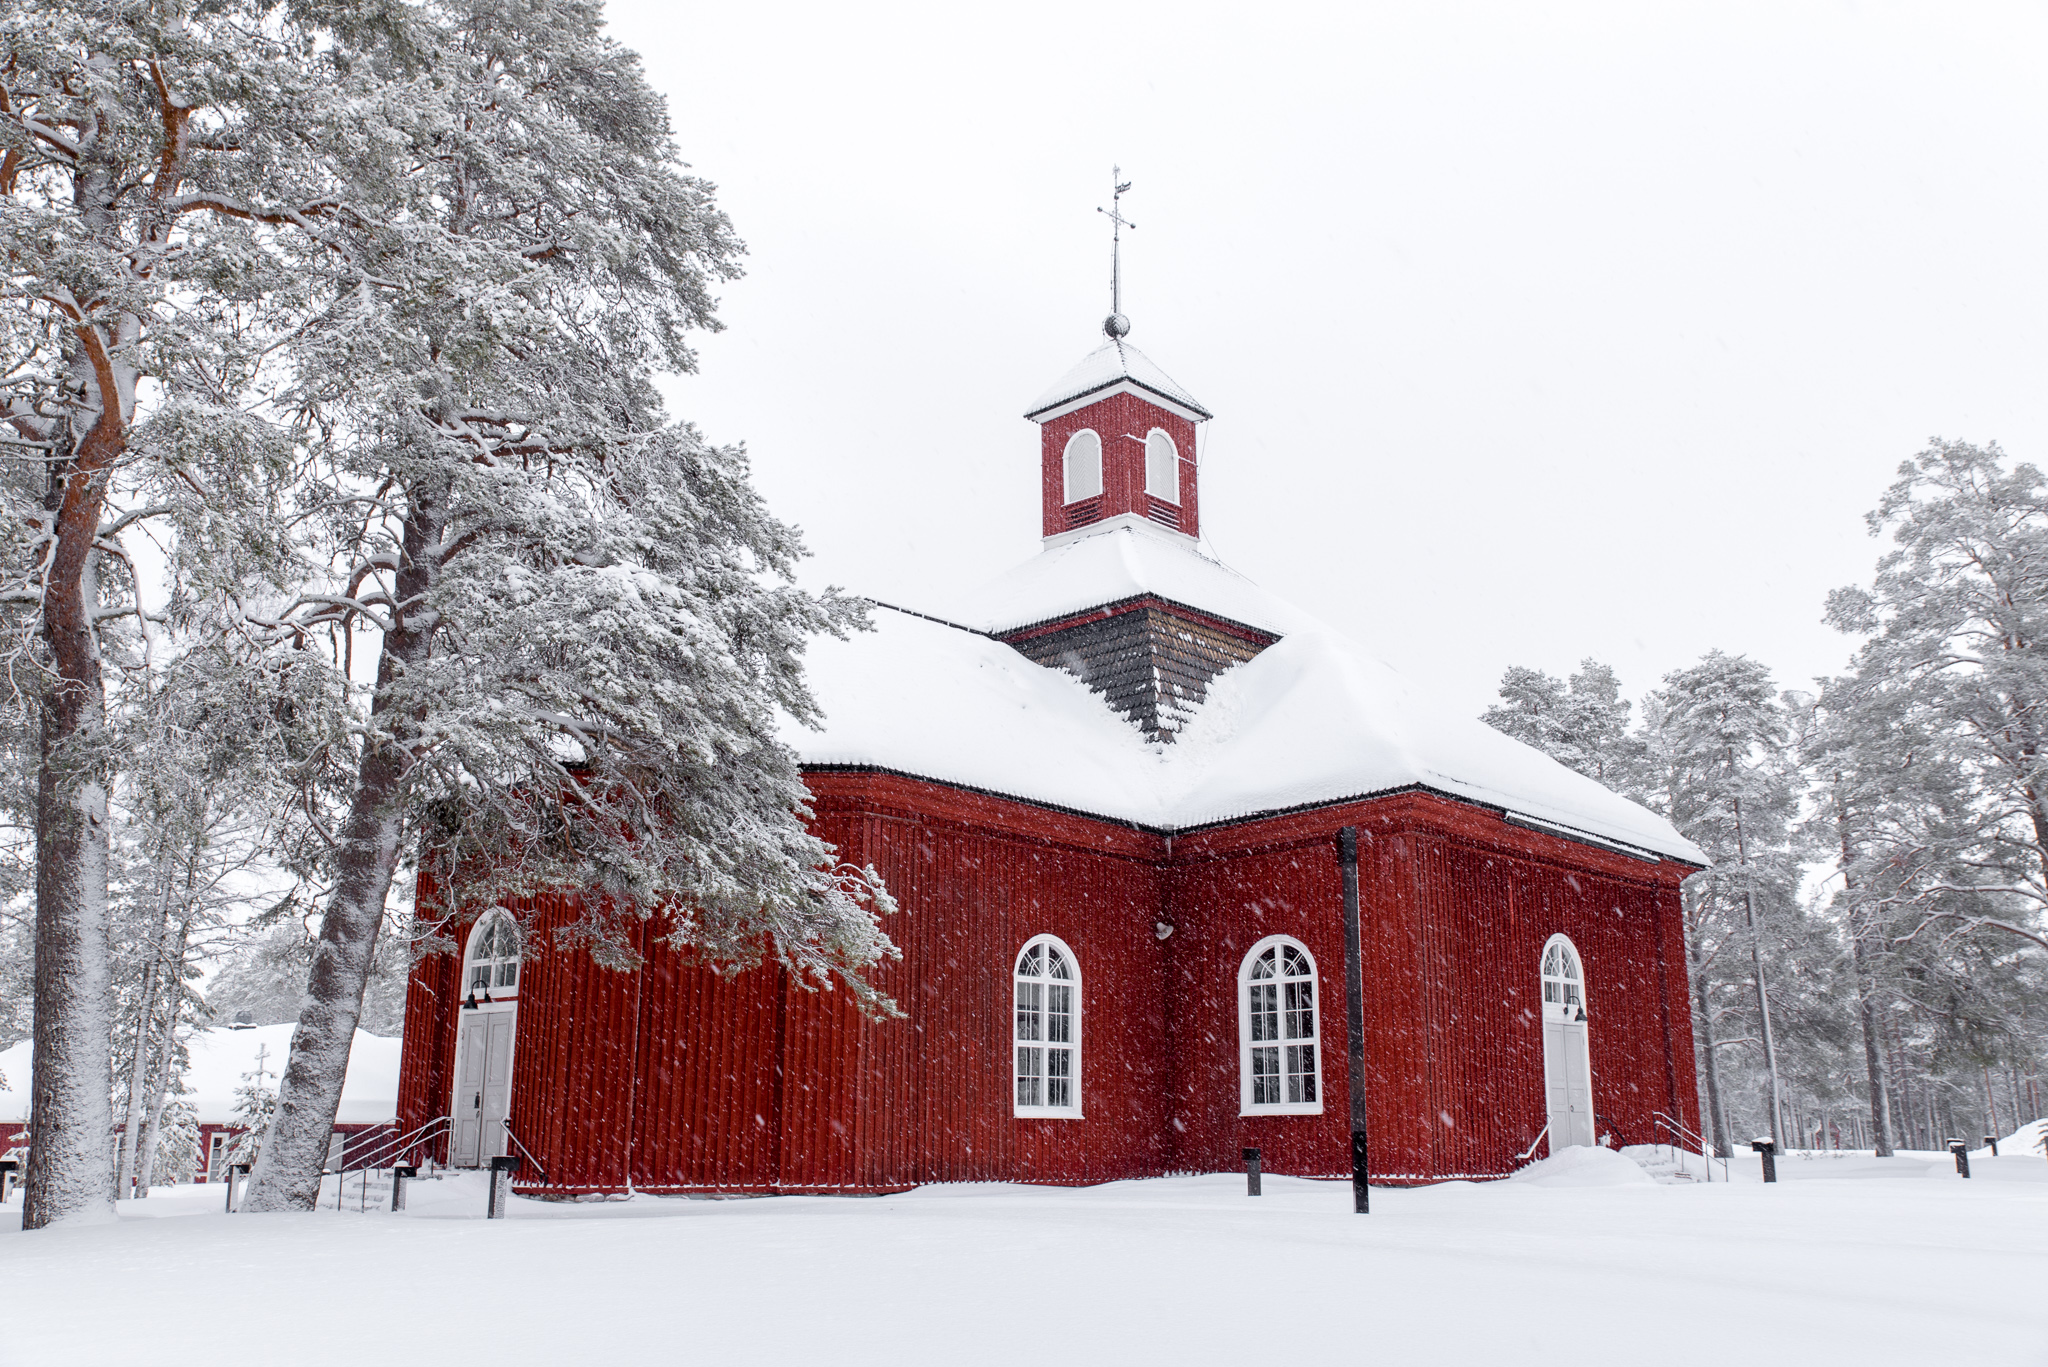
[
  {"left": 395, "top": 881, "right": 461, "bottom": 1163},
  {"left": 628, "top": 938, "right": 784, "bottom": 1193},
  {"left": 398, "top": 772, "right": 1698, "bottom": 1195},
  {"left": 505, "top": 895, "right": 636, "bottom": 1193},
  {"left": 1165, "top": 796, "right": 1696, "bottom": 1184}
]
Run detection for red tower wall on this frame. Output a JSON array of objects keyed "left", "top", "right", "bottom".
[{"left": 1037, "top": 391, "right": 1200, "bottom": 539}]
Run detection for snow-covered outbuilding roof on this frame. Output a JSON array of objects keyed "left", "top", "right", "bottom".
[
  {"left": 786, "top": 520, "right": 1705, "bottom": 864},
  {"left": 1024, "top": 338, "right": 1212, "bottom": 421},
  {"left": 0, "top": 1023, "right": 400, "bottom": 1128}
]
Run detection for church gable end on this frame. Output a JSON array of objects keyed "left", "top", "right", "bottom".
[{"left": 1001, "top": 597, "right": 1276, "bottom": 741}]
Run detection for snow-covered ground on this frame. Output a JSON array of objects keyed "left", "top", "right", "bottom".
[{"left": 4, "top": 1139, "right": 2043, "bottom": 1366}]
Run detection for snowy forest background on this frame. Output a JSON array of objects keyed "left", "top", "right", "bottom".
[
  {"left": 1480, "top": 441, "right": 2048, "bottom": 1156},
  {"left": 2, "top": 0, "right": 2045, "bottom": 1218}
]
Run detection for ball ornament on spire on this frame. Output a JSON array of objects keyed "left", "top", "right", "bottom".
[{"left": 1103, "top": 313, "right": 1131, "bottom": 339}]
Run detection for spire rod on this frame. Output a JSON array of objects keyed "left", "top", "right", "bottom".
[{"left": 1097, "top": 167, "right": 1134, "bottom": 339}]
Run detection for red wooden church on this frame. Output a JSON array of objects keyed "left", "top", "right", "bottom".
[{"left": 396, "top": 307, "right": 1706, "bottom": 1195}]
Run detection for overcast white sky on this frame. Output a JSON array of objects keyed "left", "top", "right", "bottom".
[{"left": 606, "top": 0, "right": 2048, "bottom": 719}]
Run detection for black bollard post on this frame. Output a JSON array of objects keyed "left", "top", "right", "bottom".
[
  {"left": 391, "top": 1164, "right": 417, "bottom": 1212},
  {"left": 1750, "top": 1138, "right": 1778, "bottom": 1183},
  {"left": 1948, "top": 1139, "right": 1970, "bottom": 1178},
  {"left": 486, "top": 1154, "right": 523, "bottom": 1218},
  {"left": 1243, "top": 1147, "right": 1262, "bottom": 1197},
  {"left": 224, "top": 1162, "right": 251, "bottom": 1213},
  {"left": 1983, "top": 1134, "right": 1999, "bottom": 1158},
  {"left": 0, "top": 1158, "right": 17, "bottom": 1205}
]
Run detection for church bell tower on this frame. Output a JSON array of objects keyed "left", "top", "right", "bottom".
[{"left": 1023, "top": 170, "right": 1211, "bottom": 542}]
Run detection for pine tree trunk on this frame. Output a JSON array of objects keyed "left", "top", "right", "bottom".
[
  {"left": 243, "top": 496, "right": 442, "bottom": 1213},
  {"left": 134, "top": 1004, "right": 177, "bottom": 1195},
  {"left": 1844, "top": 888, "right": 1895, "bottom": 1157},
  {"left": 135, "top": 912, "right": 194, "bottom": 1195},
  {"left": 240, "top": 744, "right": 408, "bottom": 1211},
  {"left": 1731, "top": 792, "right": 1785, "bottom": 1143},
  {"left": 22, "top": 399, "right": 125, "bottom": 1229},
  {"left": 113, "top": 953, "right": 161, "bottom": 1198},
  {"left": 1685, "top": 891, "right": 1731, "bottom": 1157}
]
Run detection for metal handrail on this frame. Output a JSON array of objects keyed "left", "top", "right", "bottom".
[
  {"left": 325, "top": 1116, "right": 454, "bottom": 1211},
  {"left": 502, "top": 1123, "right": 548, "bottom": 1183},
  {"left": 1652, "top": 1110, "right": 1728, "bottom": 1183},
  {"left": 338, "top": 1114, "right": 450, "bottom": 1174},
  {"left": 1514, "top": 1122, "right": 1550, "bottom": 1164}
]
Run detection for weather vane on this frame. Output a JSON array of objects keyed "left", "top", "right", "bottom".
[{"left": 1097, "top": 167, "right": 1134, "bottom": 338}]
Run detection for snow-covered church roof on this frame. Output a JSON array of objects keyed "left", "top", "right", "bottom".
[
  {"left": 785, "top": 517, "right": 1704, "bottom": 864},
  {"left": 1023, "top": 337, "right": 1212, "bottom": 421}
]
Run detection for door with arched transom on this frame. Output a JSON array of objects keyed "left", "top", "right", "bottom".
[
  {"left": 1540, "top": 934, "right": 1596, "bottom": 1151},
  {"left": 451, "top": 910, "right": 521, "bottom": 1167}
]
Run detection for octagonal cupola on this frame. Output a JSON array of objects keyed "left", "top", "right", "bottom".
[{"left": 1025, "top": 330, "right": 1210, "bottom": 541}]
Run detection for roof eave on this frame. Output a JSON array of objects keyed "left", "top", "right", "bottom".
[{"left": 1024, "top": 375, "right": 1213, "bottom": 424}]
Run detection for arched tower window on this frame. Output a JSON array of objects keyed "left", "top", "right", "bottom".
[
  {"left": 1062, "top": 429, "right": 1103, "bottom": 504},
  {"left": 1239, "top": 936, "right": 1322, "bottom": 1115},
  {"left": 1014, "top": 935, "right": 1082, "bottom": 1117},
  {"left": 465, "top": 910, "right": 522, "bottom": 1001},
  {"left": 1144, "top": 429, "right": 1180, "bottom": 504}
]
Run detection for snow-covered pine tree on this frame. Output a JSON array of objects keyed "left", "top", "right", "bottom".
[
  {"left": 1637, "top": 652, "right": 1813, "bottom": 1152},
  {"left": 1800, "top": 670, "right": 1980, "bottom": 1156},
  {"left": 148, "top": 1097, "right": 201, "bottom": 1187},
  {"left": 108, "top": 636, "right": 342, "bottom": 1198},
  {"left": 0, "top": 0, "right": 432, "bottom": 1228},
  {"left": 224, "top": 1068, "right": 276, "bottom": 1169},
  {"left": 1480, "top": 659, "right": 1642, "bottom": 790},
  {"left": 240, "top": 0, "right": 895, "bottom": 1212},
  {"left": 1825, "top": 440, "right": 2048, "bottom": 956}
]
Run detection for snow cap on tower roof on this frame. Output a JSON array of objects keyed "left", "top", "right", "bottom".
[{"left": 1025, "top": 337, "right": 1212, "bottom": 422}]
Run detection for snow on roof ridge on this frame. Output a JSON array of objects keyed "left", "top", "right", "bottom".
[
  {"left": 941, "top": 521, "right": 1301, "bottom": 639},
  {"left": 789, "top": 577, "right": 1705, "bottom": 864},
  {"left": 1024, "top": 337, "right": 1211, "bottom": 420}
]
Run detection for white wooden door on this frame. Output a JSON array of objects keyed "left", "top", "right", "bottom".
[
  {"left": 452, "top": 1014, "right": 489, "bottom": 1166},
  {"left": 480, "top": 1010, "right": 515, "bottom": 1162},
  {"left": 1544, "top": 1017, "right": 1596, "bottom": 1150}
]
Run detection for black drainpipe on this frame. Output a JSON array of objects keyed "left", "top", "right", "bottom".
[{"left": 1339, "top": 826, "right": 1372, "bottom": 1213}]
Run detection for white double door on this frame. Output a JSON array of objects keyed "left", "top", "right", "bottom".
[
  {"left": 1543, "top": 1016, "right": 1596, "bottom": 1151},
  {"left": 452, "top": 1009, "right": 516, "bottom": 1168}
]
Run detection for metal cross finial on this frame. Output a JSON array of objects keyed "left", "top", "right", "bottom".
[{"left": 1097, "top": 167, "right": 1135, "bottom": 338}]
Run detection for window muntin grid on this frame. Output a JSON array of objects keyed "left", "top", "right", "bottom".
[
  {"left": 1541, "top": 936, "right": 1586, "bottom": 1020},
  {"left": 1014, "top": 936, "right": 1081, "bottom": 1117},
  {"left": 466, "top": 911, "right": 521, "bottom": 997},
  {"left": 1240, "top": 937, "right": 1322, "bottom": 1114}
]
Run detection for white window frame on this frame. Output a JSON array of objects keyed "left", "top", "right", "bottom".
[
  {"left": 1013, "top": 934, "right": 1083, "bottom": 1119},
  {"left": 463, "top": 907, "right": 522, "bottom": 1006},
  {"left": 1540, "top": 932, "right": 1587, "bottom": 1023},
  {"left": 1143, "top": 428, "right": 1180, "bottom": 504},
  {"left": 1238, "top": 935, "right": 1324, "bottom": 1116},
  {"left": 1062, "top": 429, "right": 1103, "bottom": 504}
]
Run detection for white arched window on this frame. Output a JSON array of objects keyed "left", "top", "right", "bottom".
[
  {"left": 1062, "top": 429, "right": 1103, "bottom": 504},
  {"left": 1239, "top": 936, "right": 1322, "bottom": 1115},
  {"left": 1144, "top": 429, "right": 1180, "bottom": 504},
  {"left": 465, "top": 910, "right": 522, "bottom": 1001},
  {"left": 1541, "top": 935, "right": 1586, "bottom": 1020},
  {"left": 1014, "top": 935, "right": 1081, "bottom": 1117}
]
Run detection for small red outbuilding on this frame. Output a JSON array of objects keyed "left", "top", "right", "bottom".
[{"left": 397, "top": 322, "right": 1705, "bottom": 1195}]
